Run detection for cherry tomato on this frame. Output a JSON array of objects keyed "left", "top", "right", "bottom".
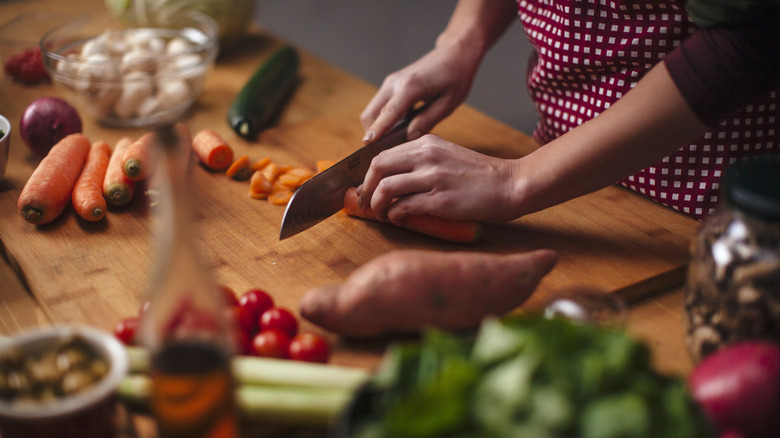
[
  {"left": 251, "top": 329, "right": 291, "bottom": 359},
  {"left": 238, "top": 288, "right": 274, "bottom": 333},
  {"left": 235, "top": 304, "right": 257, "bottom": 335},
  {"left": 259, "top": 307, "right": 298, "bottom": 338},
  {"left": 218, "top": 285, "right": 239, "bottom": 307},
  {"left": 288, "top": 333, "right": 330, "bottom": 363},
  {"left": 114, "top": 317, "right": 139, "bottom": 345}
]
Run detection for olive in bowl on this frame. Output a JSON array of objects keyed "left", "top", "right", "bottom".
[{"left": 0, "top": 326, "right": 128, "bottom": 438}]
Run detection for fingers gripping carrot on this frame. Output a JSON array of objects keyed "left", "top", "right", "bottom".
[
  {"left": 104, "top": 137, "right": 137, "bottom": 207},
  {"left": 342, "top": 187, "right": 482, "bottom": 243},
  {"left": 122, "top": 132, "right": 156, "bottom": 181},
  {"left": 72, "top": 141, "right": 111, "bottom": 221},
  {"left": 192, "top": 129, "right": 234, "bottom": 171},
  {"left": 18, "top": 133, "right": 91, "bottom": 225}
]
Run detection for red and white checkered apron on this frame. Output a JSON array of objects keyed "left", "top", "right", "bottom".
[{"left": 517, "top": 0, "right": 779, "bottom": 220}]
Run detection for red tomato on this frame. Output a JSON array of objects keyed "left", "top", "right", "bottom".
[
  {"left": 289, "top": 333, "right": 330, "bottom": 363},
  {"left": 218, "top": 285, "right": 239, "bottom": 307},
  {"left": 259, "top": 307, "right": 298, "bottom": 337},
  {"left": 235, "top": 304, "right": 257, "bottom": 335},
  {"left": 238, "top": 288, "right": 274, "bottom": 333},
  {"left": 114, "top": 317, "right": 139, "bottom": 345},
  {"left": 251, "top": 329, "right": 291, "bottom": 359}
]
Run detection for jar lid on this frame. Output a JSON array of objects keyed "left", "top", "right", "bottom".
[{"left": 723, "top": 155, "right": 780, "bottom": 220}]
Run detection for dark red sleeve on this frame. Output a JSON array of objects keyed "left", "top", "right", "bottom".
[{"left": 664, "top": 22, "right": 780, "bottom": 128}]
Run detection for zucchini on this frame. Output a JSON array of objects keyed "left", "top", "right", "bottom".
[{"left": 227, "top": 45, "right": 300, "bottom": 139}]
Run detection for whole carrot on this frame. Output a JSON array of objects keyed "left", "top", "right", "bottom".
[
  {"left": 122, "top": 132, "right": 156, "bottom": 181},
  {"left": 104, "top": 137, "right": 137, "bottom": 207},
  {"left": 18, "top": 133, "right": 91, "bottom": 225},
  {"left": 192, "top": 129, "right": 234, "bottom": 171},
  {"left": 72, "top": 140, "right": 111, "bottom": 221},
  {"left": 342, "top": 187, "right": 482, "bottom": 243}
]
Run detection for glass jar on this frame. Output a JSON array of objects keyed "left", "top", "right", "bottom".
[{"left": 684, "top": 155, "right": 780, "bottom": 363}]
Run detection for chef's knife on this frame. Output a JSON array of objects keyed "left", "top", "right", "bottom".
[{"left": 279, "top": 109, "right": 420, "bottom": 240}]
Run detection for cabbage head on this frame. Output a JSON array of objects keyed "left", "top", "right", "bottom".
[{"left": 105, "top": 0, "right": 255, "bottom": 48}]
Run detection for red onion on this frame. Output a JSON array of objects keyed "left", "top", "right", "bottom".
[
  {"left": 688, "top": 341, "right": 780, "bottom": 438},
  {"left": 20, "top": 96, "right": 82, "bottom": 157}
]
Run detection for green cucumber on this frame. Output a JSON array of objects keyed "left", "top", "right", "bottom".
[{"left": 227, "top": 45, "right": 300, "bottom": 139}]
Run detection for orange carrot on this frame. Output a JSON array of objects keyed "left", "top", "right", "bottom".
[
  {"left": 18, "top": 133, "right": 91, "bottom": 225},
  {"left": 250, "top": 157, "right": 271, "bottom": 171},
  {"left": 260, "top": 161, "right": 280, "bottom": 183},
  {"left": 104, "top": 137, "right": 137, "bottom": 207},
  {"left": 226, "top": 155, "right": 252, "bottom": 180},
  {"left": 192, "top": 129, "right": 234, "bottom": 171},
  {"left": 72, "top": 140, "right": 111, "bottom": 221},
  {"left": 342, "top": 187, "right": 482, "bottom": 243},
  {"left": 249, "top": 170, "right": 273, "bottom": 199},
  {"left": 268, "top": 188, "right": 293, "bottom": 205},
  {"left": 122, "top": 132, "right": 156, "bottom": 181},
  {"left": 278, "top": 167, "right": 314, "bottom": 189},
  {"left": 316, "top": 159, "right": 336, "bottom": 173}
]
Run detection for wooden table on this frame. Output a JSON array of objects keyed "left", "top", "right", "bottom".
[{"left": 1, "top": 0, "right": 697, "bottom": 434}]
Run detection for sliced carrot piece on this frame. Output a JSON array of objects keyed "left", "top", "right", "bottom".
[
  {"left": 268, "top": 189, "right": 293, "bottom": 206},
  {"left": 316, "top": 159, "right": 336, "bottom": 173},
  {"left": 192, "top": 129, "right": 234, "bottom": 171},
  {"left": 226, "top": 155, "right": 252, "bottom": 181},
  {"left": 260, "top": 162, "right": 280, "bottom": 183},
  {"left": 250, "top": 157, "right": 271, "bottom": 171},
  {"left": 249, "top": 170, "right": 273, "bottom": 196}
]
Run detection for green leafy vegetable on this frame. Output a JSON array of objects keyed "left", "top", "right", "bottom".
[{"left": 349, "top": 316, "right": 713, "bottom": 438}]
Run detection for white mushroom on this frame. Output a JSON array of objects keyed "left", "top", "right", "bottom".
[
  {"left": 74, "top": 53, "right": 121, "bottom": 115},
  {"left": 79, "top": 38, "right": 108, "bottom": 58},
  {"left": 120, "top": 49, "right": 158, "bottom": 75},
  {"left": 136, "top": 95, "right": 160, "bottom": 118},
  {"left": 114, "top": 71, "right": 154, "bottom": 118},
  {"left": 156, "top": 79, "right": 190, "bottom": 111},
  {"left": 166, "top": 37, "right": 193, "bottom": 56}
]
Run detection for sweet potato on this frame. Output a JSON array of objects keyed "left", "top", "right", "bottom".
[{"left": 299, "top": 249, "right": 558, "bottom": 337}]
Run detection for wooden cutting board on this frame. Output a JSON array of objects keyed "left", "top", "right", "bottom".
[{"left": 0, "top": 13, "right": 700, "bottom": 367}]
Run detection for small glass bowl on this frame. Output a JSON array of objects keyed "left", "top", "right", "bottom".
[{"left": 40, "top": 11, "right": 218, "bottom": 128}]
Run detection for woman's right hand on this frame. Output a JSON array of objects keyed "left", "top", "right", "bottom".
[{"left": 360, "top": 39, "right": 482, "bottom": 144}]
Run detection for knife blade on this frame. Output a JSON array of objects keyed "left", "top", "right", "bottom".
[{"left": 279, "top": 110, "right": 418, "bottom": 240}]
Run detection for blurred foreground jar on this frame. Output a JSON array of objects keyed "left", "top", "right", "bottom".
[
  {"left": 685, "top": 155, "right": 780, "bottom": 363},
  {"left": 137, "top": 125, "right": 239, "bottom": 438}
]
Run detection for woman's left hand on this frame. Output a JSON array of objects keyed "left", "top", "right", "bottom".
[{"left": 357, "top": 134, "right": 518, "bottom": 224}]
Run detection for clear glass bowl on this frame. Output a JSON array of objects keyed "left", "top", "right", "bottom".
[{"left": 40, "top": 11, "right": 218, "bottom": 128}]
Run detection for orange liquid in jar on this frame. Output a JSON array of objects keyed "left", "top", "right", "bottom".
[{"left": 150, "top": 341, "right": 239, "bottom": 438}]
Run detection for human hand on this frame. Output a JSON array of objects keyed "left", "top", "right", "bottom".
[
  {"left": 357, "top": 134, "right": 519, "bottom": 224},
  {"left": 360, "top": 41, "right": 481, "bottom": 144}
]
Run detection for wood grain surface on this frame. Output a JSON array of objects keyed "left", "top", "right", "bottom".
[{"left": 0, "top": 0, "right": 697, "bottom": 378}]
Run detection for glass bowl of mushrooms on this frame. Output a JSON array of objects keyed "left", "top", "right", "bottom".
[
  {"left": 40, "top": 11, "right": 218, "bottom": 128},
  {"left": 0, "top": 325, "right": 128, "bottom": 438}
]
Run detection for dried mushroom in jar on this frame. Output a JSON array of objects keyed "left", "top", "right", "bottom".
[
  {"left": 0, "top": 335, "right": 110, "bottom": 406},
  {"left": 685, "top": 156, "right": 780, "bottom": 362}
]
